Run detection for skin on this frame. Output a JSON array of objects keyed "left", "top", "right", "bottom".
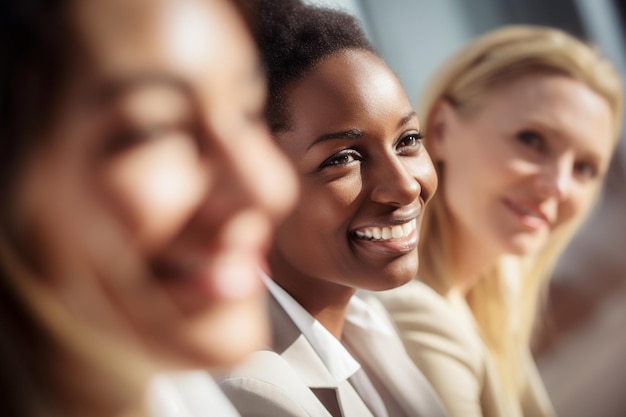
[
  {"left": 268, "top": 50, "right": 437, "bottom": 337},
  {"left": 429, "top": 73, "right": 614, "bottom": 290},
  {"left": 12, "top": 0, "right": 298, "bottom": 369}
]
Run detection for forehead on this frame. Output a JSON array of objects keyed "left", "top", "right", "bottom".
[
  {"left": 71, "top": 0, "right": 257, "bottom": 89},
  {"left": 284, "top": 50, "right": 411, "bottom": 132},
  {"left": 477, "top": 74, "right": 615, "bottom": 158}
]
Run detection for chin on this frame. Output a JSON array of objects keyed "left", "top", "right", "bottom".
[
  {"left": 369, "top": 256, "right": 418, "bottom": 291},
  {"left": 163, "top": 297, "right": 270, "bottom": 370},
  {"left": 502, "top": 233, "right": 549, "bottom": 256}
]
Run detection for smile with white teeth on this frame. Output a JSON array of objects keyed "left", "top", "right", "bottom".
[
  {"left": 508, "top": 201, "right": 545, "bottom": 220},
  {"left": 354, "top": 219, "right": 417, "bottom": 241}
]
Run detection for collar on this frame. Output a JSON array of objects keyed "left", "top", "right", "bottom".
[{"left": 262, "top": 272, "right": 360, "bottom": 382}]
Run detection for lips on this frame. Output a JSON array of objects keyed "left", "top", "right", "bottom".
[
  {"left": 151, "top": 211, "right": 274, "bottom": 303},
  {"left": 502, "top": 198, "right": 551, "bottom": 230},
  {"left": 151, "top": 247, "right": 266, "bottom": 303}
]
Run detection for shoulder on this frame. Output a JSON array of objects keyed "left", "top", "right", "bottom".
[
  {"left": 377, "top": 280, "right": 484, "bottom": 374},
  {"left": 378, "top": 279, "right": 449, "bottom": 314},
  {"left": 149, "top": 371, "right": 241, "bottom": 417},
  {"left": 220, "top": 351, "right": 330, "bottom": 417},
  {"left": 378, "top": 280, "right": 470, "bottom": 338},
  {"left": 378, "top": 281, "right": 501, "bottom": 417}
]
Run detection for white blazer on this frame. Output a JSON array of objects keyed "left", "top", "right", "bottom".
[{"left": 221, "top": 293, "right": 449, "bottom": 417}]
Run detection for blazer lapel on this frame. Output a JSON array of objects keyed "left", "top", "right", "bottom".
[{"left": 268, "top": 295, "right": 375, "bottom": 417}]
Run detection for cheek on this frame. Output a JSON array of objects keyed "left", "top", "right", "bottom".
[
  {"left": 100, "top": 138, "right": 206, "bottom": 252},
  {"left": 300, "top": 174, "right": 361, "bottom": 222},
  {"left": 275, "top": 181, "right": 355, "bottom": 253},
  {"left": 445, "top": 145, "right": 518, "bottom": 195},
  {"left": 14, "top": 151, "right": 125, "bottom": 284},
  {"left": 441, "top": 164, "right": 479, "bottom": 207},
  {"left": 555, "top": 186, "right": 598, "bottom": 228}
]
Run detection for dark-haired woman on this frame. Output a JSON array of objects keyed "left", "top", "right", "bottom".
[
  {"left": 220, "top": 1, "right": 448, "bottom": 417},
  {"left": 0, "top": 0, "right": 297, "bottom": 416}
]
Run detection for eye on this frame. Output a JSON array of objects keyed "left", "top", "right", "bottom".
[
  {"left": 102, "top": 86, "right": 197, "bottom": 155},
  {"left": 396, "top": 131, "right": 424, "bottom": 154},
  {"left": 573, "top": 160, "right": 599, "bottom": 181},
  {"left": 516, "top": 130, "right": 545, "bottom": 151},
  {"left": 104, "top": 122, "right": 195, "bottom": 155},
  {"left": 320, "top": 149, "right": 363, "bottom": 168}
]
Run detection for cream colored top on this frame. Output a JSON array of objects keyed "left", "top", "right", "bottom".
[
  {"left": 148, "top": 371, "right": 241, "bottom": 417},
  {"left": 221, "top": 289, "right": 449, "bottom": 417},
  {"left": 378, "top": 280, "right": 556, "bottom": 417}
]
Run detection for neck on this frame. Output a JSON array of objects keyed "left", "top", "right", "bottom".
[
  {"left": 450, "top": 227, "right": 500, "bottom": 297},
  {"left": 313, "top": 302, "right": 353, "bottom": 340},
  {"left": 268, "top": 259, "right": 356, "bottom": 340},
  {"left": 274, "top": 274, "right": 356, "bottom": 339}
]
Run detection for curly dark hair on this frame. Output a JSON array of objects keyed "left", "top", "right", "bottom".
[{"left": 255, "top": 0, "right": 375, "bottom": 131}]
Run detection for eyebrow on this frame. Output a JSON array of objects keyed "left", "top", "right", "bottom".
[
  {"left": 307, "top": 110, "right": 418, "bottom": 150},
  {"left": 307, "top": 129, "right": 365, "bottom": 150},
  {"left": 89, "top": 72, "right": 196, "bottom": 107},
  {"left": 400, "top": 110, "right": 418, "bottom": 127}
]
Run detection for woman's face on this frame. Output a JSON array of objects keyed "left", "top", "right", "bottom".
[
  {"left": 269, "top": 50, "right": 437, "bottom": 300},
  {"left": 13, "top": 0, "right": 297, "bottom": 368},
  {"left": 432, "top": 73, "right": 614, "bottom": 256}
]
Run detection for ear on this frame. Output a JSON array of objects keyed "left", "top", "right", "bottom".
[{"left": 426, "top": 99, "right": 457, "bottom": 162}]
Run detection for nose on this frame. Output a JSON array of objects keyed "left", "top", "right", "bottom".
[
  {"left": 536, "top": 156, "right": 574, "bottom": 200},
  {"left": 370, "top": 153, "right": 423, "bottom": 207}
]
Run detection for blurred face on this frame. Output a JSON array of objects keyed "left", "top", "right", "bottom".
[
  {"left": 268, "top": 50, "right": 437, "bottom": 304},
  {"left": 13, "top": 0, "right": 297, "bottom": 368},
  {"left": 432, "top": 73, "right": 614, "bottom": 257}
]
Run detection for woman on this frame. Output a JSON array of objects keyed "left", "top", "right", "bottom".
[
  {"left": 0, "top": 0, "right": 298, "bottom": 416},
  {"left": 379, "top": 25, "right": 623, "bottom": 417},
  {"left": 220, "top": 1, "right": 448, "bottom": 417}
]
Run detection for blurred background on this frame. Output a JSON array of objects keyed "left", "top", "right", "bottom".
[{"left": 305, "top": 1, "right": 626, "bottom": 416}]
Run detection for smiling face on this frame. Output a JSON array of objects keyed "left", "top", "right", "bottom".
[
  {"left": 12, "top": 0, "right": 297, "bottom": 369},
  {"left": 268, "top": 50, "right": 437, "bottom": 306},
  {"left": 431, "top": 73, "right": 614, "bottom": 258}
]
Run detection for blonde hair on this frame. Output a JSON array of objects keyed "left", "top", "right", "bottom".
[{"left": 417, "top": 25, "right": 623, "bottom": 397}]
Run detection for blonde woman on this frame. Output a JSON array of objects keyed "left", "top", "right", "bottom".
[
  {"left": 379, "top": 25, "right": 623, "bottom": 417},
  {"left": 0, "top": 0, "right": 297, "bottom": 416}
]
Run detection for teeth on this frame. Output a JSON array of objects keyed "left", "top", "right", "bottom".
[
  {"left": 354, "top": 219, "right": 417, "bottom": 241},
  {"left": 512, "top": 202, "right": 541, "bottom": 218}
]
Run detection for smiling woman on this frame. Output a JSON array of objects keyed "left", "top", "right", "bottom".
[
  {"left": 0, "top": 0, "right": 297, "bottom": 416},
  {"left": 219, "top": 1, "right": 447, "bottom": 417},
  {"left": 270, "top": 50, "right": 433, "bottom": 300},
  {"left": 378, "top": 25, "right": 624, "bottom": 417}
]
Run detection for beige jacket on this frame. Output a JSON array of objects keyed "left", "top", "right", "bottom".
[{"left": 379, "top": 280, "right": 556, "bottom": 417}]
